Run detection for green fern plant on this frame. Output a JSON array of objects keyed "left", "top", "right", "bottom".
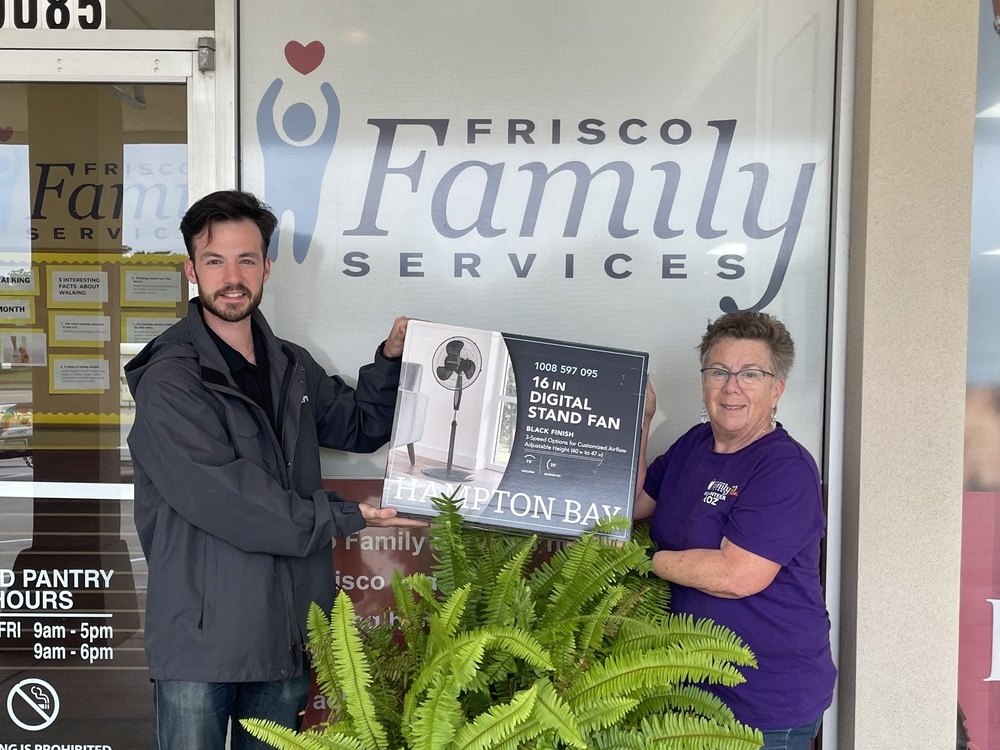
[{"left": 242, "top": 493, "right": 763, "bottom": 750}]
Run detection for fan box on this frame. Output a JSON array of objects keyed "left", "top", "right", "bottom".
[{"left": 381, "top": 320, "right": 648, "bottom": 541}]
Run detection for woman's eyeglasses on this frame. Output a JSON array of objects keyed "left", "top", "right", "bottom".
[{"left": 700, "top": 368, "right": 775, "bottom": 389}]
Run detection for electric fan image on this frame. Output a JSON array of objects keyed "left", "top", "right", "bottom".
[{"left": 422, "top": 337, "right": 483, "bottom": 482}]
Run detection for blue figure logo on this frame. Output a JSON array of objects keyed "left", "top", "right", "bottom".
[{"left": 256, "top": 76, "right": 339, "bottom": 263}]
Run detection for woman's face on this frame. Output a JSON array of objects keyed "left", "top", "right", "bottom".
[{"left": 702, "top": 337, "right": 785, "bottom": 445}]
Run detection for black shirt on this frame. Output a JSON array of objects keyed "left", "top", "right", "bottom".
[{"left": 205, "top": 321, "right": 278, "bottom": 439}]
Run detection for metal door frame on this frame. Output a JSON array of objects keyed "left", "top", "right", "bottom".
[{"left": 0, "top": 28, "right": 232, "bottom": 197}]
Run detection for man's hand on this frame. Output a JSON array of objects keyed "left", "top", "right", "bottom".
[
  {"left": 382, "top": 317, "right": 409, "bottom": 359},
  {"left": 359, "top": 502, "right": 429, "bottom": 528}
]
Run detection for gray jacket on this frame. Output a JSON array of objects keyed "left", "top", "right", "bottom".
[{"left": 124, "top": 300, "right": 399, "bottom": 682}]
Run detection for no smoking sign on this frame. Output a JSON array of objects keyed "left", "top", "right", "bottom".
[{"left": 6, "top": 678, "right": 60, "bottom": 731}]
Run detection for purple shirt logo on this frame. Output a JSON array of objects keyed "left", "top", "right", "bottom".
[{"left": 702, "top": 479, "right": 738, "bottom": 506}]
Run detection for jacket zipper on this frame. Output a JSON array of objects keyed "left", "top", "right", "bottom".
[{"left": 202, "top": 355, "right": 302, "bottom": 674}]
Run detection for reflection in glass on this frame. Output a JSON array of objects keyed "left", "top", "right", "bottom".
[
  {"left": 106, "top": 0, "right": 212, "bottom": 30},
  {"left": 0, "top": 81, "right": 189, "bottom": 748}
]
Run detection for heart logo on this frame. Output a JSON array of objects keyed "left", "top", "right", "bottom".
[
  {"left": 284, "top": 41, "right": 325, "bottom": 76},
  {"left": 0, "top": 127, "right": 13, "bottom": 143}
]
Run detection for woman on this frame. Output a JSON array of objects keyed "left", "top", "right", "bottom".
[{"left": 635, "top": 311, "right": 835, "bottom": 750}]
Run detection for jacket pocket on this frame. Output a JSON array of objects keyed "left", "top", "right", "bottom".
[
  {"left": 200, "top": 534, "right": 218, "bottom": 638},
  {"left": 224, "top": 402, "right": 273, "bottom": 469},
  {"left": 226, "top": 401, "right": 261, "bottom": 439}
]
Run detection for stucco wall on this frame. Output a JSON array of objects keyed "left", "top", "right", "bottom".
[{"left": 839, "top": 0, "right": 978, "bottom": 746}]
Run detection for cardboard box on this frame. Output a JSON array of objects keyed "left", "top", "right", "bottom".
[{"left": 382, "top": 321, "right": 648, "bottom": 540}]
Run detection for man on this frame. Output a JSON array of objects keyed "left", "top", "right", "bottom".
[{"left": 124, "top": 190, "right": 423, "bottom": 750}]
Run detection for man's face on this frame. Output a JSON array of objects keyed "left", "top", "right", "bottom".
[{"left": 184, "top": 219, "right": 271, "bottom": 325}]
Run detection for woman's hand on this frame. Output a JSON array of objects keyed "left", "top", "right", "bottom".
[
  {"left": 643, "top": 379, "right": 657, "bottom": 425},
  {"left": 634, "top": 379, "right": 658, "bottom": 519}
]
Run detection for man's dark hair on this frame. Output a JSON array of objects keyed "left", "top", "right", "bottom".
[{"left": 179, "top": 190, "right": 278, "bottom": 260}]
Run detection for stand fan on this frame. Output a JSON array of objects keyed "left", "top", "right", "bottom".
[{"left": 423, "top": 337, "right": 482, "bottom": 482}]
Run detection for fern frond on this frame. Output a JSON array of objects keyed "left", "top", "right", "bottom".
[
  {"left": 408, "top": 674, "right": 463, "bottom": 750},
  {"left": 449, "top": 684, "right": 538, "bottom": 750},
  {"left": 494, "top": 679, "right": 596, "bottom": 750},
  {"left": 588, "top": 726, "right": 647, "bottom": 750},
  {"left": 588, "top": 515, "right": 634, "bottom": 537},
  {"left": 616, "top": 570, "right": 670, "bottom": 619},
  {"left": 613, "top": 615, "right": 756, "bottom": 668},
  {"left": 606, "top": 528, "right": 671, "bottom": 619},
  {"left": 391, "top": 570, "right": 426, "bottom": 646},
  {"left": 486, "top": 721, "right": 549, "bottom": 750},
  {"left": 671, "top": 636, "right": 758, "bottom": 668},
  {"left": 538, "top": 532, "right": 601, "bottom": 624},
  {"left": 507, "top": 578, "right": 537, "bottom": 632},
  {"left": 430, "top": 492, "right": 472, "bottom": 597},
  {"left": 594, "top": 713, "right": 763, "bottom": 750},
  {"left": 412, "top": 625, "right": 555, "bottom": 701},
  {"left": 358, "top": 615, "right": 412, "bottom": 725},
  {"left": 403, "top": 572, "right": 440, "bottom": 610},
  {"left": 565, "top": 648, "right": 746, "bottom": 711},
  {"left": 465, "top": 651, "right": 518, "bottom": 699},
  {"left": 306, "top": 602, "right": 342, "bottom": 717},
  {"left": 309, "top": 719, "right": 354, "bottom": 737},
  {"left": 530, "top": 678, "right": 587, "bottom": 748},
  {"left": 577, "top": 585, "right": 625, "bottom": 656},
  {"left": 329, "top": 592, "right": 388, "bottom": 750},
  {"left": 629, "top": 523, "right": 653, "bottom": 549},
  {"left": 487, "top": 679, "right": 590, "bottom": 750},
  {"left": 526, "top": 552, "right": 563, "bottom": 604},
  {"left": 483, "top": 626, "right": 555, "bottom": 673},
  {"left": 411, "top": 631, "right": 493, "bottom": 697},
  {"left": 428, "top": 584, "right": 471, "bottom": 655},
  {"left": 631, "top": 684, "right": 736, "bottom": 726},
  {"left": 535, "top": 620, "right": 580, "bottom": 677},
  {"left": 544, "top": 533, "right": 645, "bottom": 626},
  {"left": 239, "top": 718, "right": 363, "bottom": 750},
  {"left": 469, "top": 529, "right": 527, "bottom": 591},
  {"left": 572, "top": 696, "right": 641, "bottom": 734},
  {"left": 357, "top": 646, "right": 407, "bottom": 746},
  {"left": 660, "top": 612, "right": 753, "bottom": 644},
  {"left": 462, "top": 681, "right": 498, "bottom": 720},
  {"left": 485, "top": 536, "right": 537, "bottom": 626}
]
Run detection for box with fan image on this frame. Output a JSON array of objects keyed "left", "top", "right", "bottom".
[{"left": 381, "top": 320, "right": 648, "bottom": 540}]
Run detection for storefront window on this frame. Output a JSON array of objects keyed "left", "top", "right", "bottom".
[
  {"left": 960, "top": 2, "right": 1000, "bottom": 748},
  {"left": 106, "top": 0, "right": 212, "bottom": 30},
  {"left": 0, "top": 80, "right": 188, "bottom": 747}
]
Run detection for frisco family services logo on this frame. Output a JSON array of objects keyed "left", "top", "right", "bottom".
[
  {"left": 257, "top": 40, "right": 339, "bottom": 264},
  {"left": 256, "top": 40, "right": 819, "bottom": 314}
]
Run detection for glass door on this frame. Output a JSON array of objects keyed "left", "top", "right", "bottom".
[{"left": 0, "top": 44, "right": 215, "bottom": 748}]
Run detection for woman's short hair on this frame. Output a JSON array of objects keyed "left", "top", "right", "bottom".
[{"left": 698, "top": 311, "right": 795, "bottom": 379}]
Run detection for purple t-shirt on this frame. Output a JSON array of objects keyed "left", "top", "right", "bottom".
[{"left": 645, "top": 423, "right": 836, "bottom": 730}]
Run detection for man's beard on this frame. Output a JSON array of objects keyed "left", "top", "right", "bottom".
[{"left": 199, "top": 283, "right": 263, "bottom": 323}]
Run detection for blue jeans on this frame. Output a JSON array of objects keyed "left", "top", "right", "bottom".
[
  {"left": 154, "top": 676, "right": 311, "bottom": 750},
  {"left": 760, "top": 717, "right": 823, "bottom": 750}
]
